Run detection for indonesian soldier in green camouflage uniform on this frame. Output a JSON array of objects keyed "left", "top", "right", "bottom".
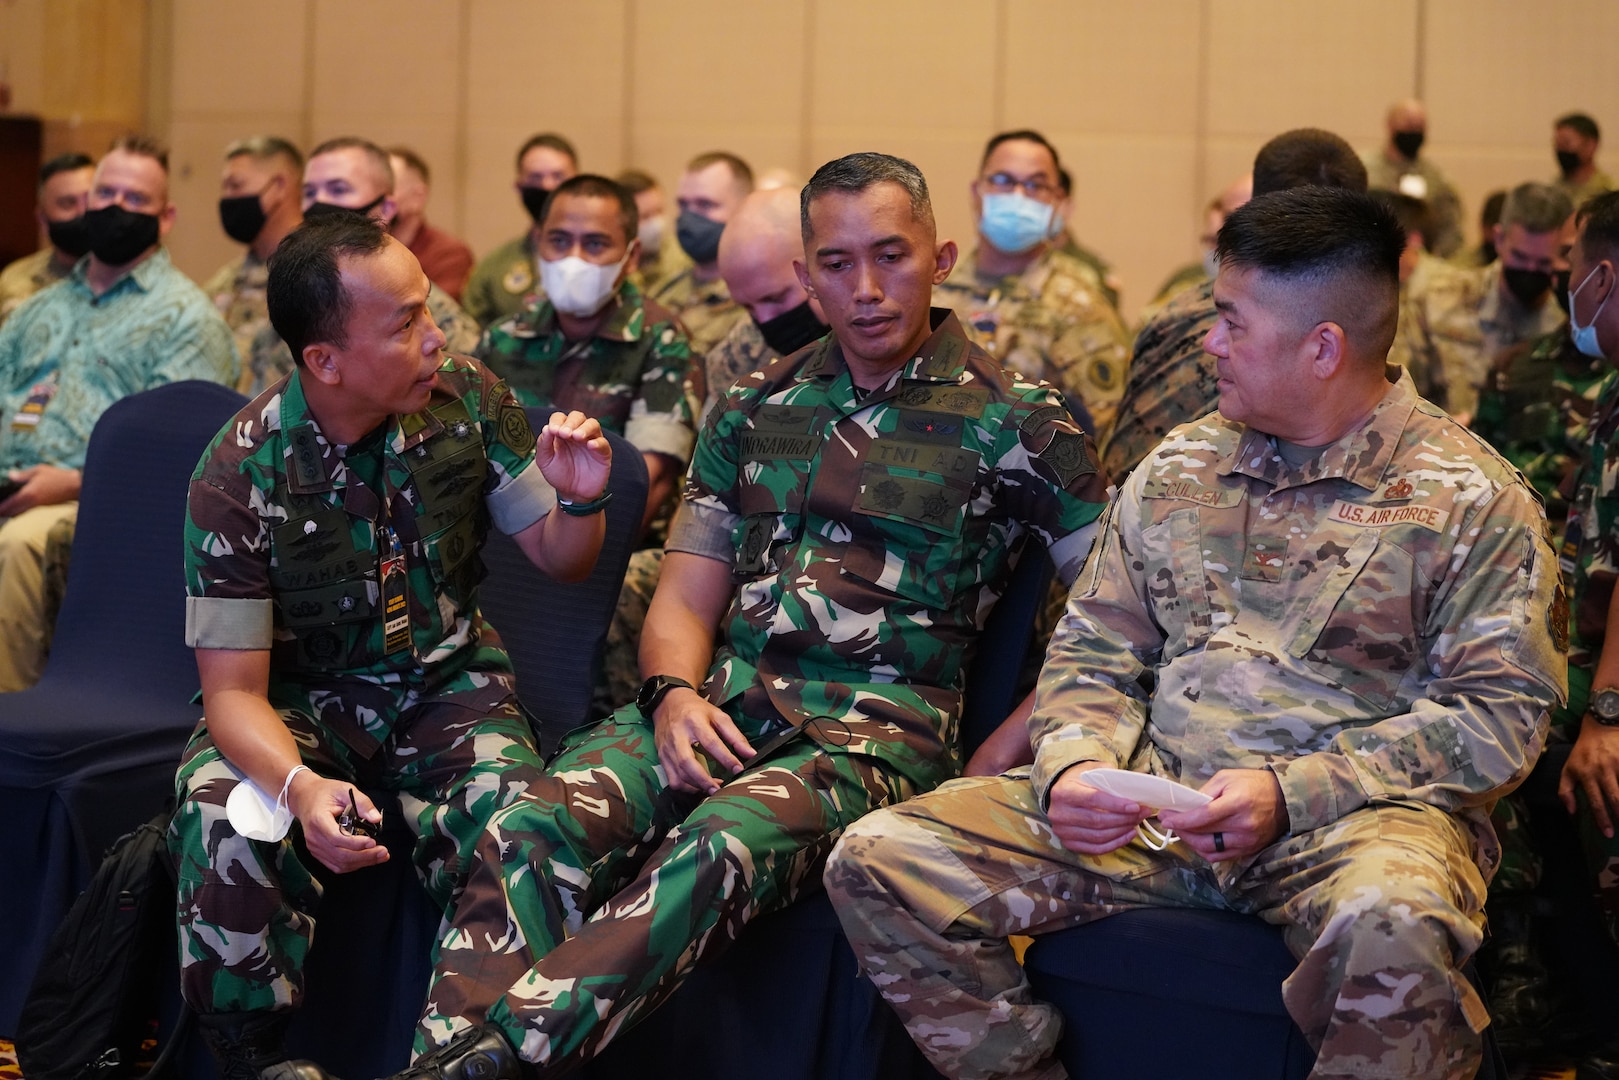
[
  {"left": 826, "top": 187, "right": 1567, "bottom": 1080},
  {"left": 463, "top": 134, "right": 579, "bottom": 329},
  {"left": 935, "top": 131, "right": 1131, "bottom": 444},
  {"left": 651, "top": 151, "right": 756, "bottom": 358},
  {"left": 475, "top": 175, "right": 700, "bottom": 541},
  {"left": 361, "top": 153, "right": 1109, "bottom": 1080},
  {"left": 168, "top": 216, "right": 612, "bottom": 1080},
  {"left": 1103, "top": 128, "right": 1369, "bottom": 484}
]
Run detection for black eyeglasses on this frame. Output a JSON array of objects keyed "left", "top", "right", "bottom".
[{"left": 338, "top": 787, "right": 380, "bottom": 839}]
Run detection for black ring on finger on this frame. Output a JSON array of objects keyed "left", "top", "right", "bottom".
[{"left": 1213, "top": 831, "right": 1226, "bottom": 853}]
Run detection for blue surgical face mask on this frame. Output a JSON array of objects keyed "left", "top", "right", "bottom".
[
  {"left": 979, "top": 192, "right": 1053, "bottom": 256},
  {"left": 1569, "top": 264, "right": 1612, "bottom": 359}
]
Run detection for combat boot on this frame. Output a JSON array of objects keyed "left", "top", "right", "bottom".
[
  {"left": 1481, "top": 898, "right": 1557, "bottom": 1061},
  {"left": 195, "top": 1010, "right": 337, "bottom": 1080},
  {"left": 385, "top": 1024, "right": 521, "bottom": 1080}
]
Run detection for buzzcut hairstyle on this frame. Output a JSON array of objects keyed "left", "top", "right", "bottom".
[
  {"left": 308, "top": 136, "right": 395, "bottom": 193},
  {"left": 1251, "top": 128, "right": 1368, "bottom": 197},
  {"left": 107, "top": 133, "right": 170, "bottom": 173},
  {"left": 224, "top": 135, "right": 304, "bottom": 172},
  {"left": 39, "top": 152, "right": 94, "bottom": 190},
  {"left": 516, "top": 132, "right": 579, "bottom": 172},
  {"left": 387, "top": 146, "right": 431, "bottom": 185},
  {"left": 801, "top": 152, "right": 934, "bottom": 242},
  {"left": 1216, "top": 187, "right": 1405, "bottom": 363},
  {"left": 686, "top": 151, "right": 755, "bottom": 192},
  {"left": 980, "top": 129, "right": 1062, "bottom": 172},
  {"left": 1576, "top": 190, "right": 1619, "bottom": 264},
  {"left": 1557, "top": 113, "right": 1602, "bottom": 142},
  {"left": 266, "top": 214, "right": 391, "bottom": 365},
  {"left": 541, "top": 174, "right": 639, "bottom": 244},
  {"left": 1369, "top": 188, "right": 1432, "bottom": 251},
  {"left": 1499, "top": 182, "right": 1574, "bottom": 235},
  {"left": 615, "top": 168, "right": 659, "bottom": 195}
]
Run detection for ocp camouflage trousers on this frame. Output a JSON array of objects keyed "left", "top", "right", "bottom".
[
  {"left": 416, "top": 707, "right": 916, "bottom": 1074},
  {"left": 168, "top": 668, "right": 547, "bottom": 1017},
  {"left": 825, "top": 770, "right": 1491, "bottom": 1080}
]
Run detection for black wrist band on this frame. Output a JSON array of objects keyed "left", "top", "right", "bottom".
[{"left": 558, "top": 488, "right": 613, "bottom": 516}]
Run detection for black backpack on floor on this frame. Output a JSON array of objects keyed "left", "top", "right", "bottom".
[{"left": 16, "top": 809, "right": 191, "bottom": 1080}]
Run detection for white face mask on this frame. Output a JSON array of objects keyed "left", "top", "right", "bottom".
[
  {"left": 541, "top": 253, "right": 627, "bottom": 317},
  {"left": 1569, "top": 264, "right": 1612, "bottom": 359}
]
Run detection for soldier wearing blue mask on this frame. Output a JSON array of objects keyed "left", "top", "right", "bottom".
[{"left": 932, "top": 129, "right": 1130, "bottom": 445}]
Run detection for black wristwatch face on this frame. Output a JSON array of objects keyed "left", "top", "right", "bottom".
[
  {"left": 1593, "top": 689, "right": 1619, "bottom": 724},
  {"left": 636, "top": 675, "right": 691, "bottom": 717}
]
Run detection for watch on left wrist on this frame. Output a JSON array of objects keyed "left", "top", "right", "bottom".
[{"left": 1590, "top": 687, "right": 1619, "bottom": 726}]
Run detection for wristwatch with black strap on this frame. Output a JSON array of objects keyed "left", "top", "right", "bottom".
[
  {"left": 636, "top": 675, "right": 694, "bottom": 720},
  {"left": 1590, "top": 687, "right": 1619, "bottom": 726}
]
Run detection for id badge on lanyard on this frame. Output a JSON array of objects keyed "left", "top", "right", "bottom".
[
  {"left": 11, "top": 376, "right": 59, "bottom": 431},
  {"left": 380, "top": 523, "right": 411, "bottom": 657}
]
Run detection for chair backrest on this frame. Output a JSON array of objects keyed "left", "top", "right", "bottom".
[
  {"left": 960, "top": 538, "right": 1054, "bottom": 757},
  {"left": 42, "top": 380, "right": 248, "bottom": 695},
  {"left": 477, "top": 423, "right": 649, "bottom": 747}
]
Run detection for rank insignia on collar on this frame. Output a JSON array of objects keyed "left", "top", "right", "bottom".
[
  {"left": 450, "top": 420, "right": 471, "bottom": 439},
  {"left": 1382, "top": 478, "right": 1414, "bottom": 500}
]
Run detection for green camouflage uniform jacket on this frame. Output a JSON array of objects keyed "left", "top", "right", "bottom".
[
  {"left": 671, "top": 308, "right": 1111, "bottom": 789},
  {"left": 1473, "top": 327, "right": 1608, "bottom": 527},
  {"left": 650, "top": 265, "right": 748, "bottom": 358},
  {"left": 934, "top": 247, "right": 1132, "bottom": 445},
  {"left": 475, "top": 280, "right": 699, "bottom": 465},
  {"left": 1036, "top": 369, "right": 1566, "bottom": 877},
  {"left": 1562, "top": 369, "right": 1619, "bottom": 690},
  {"left": 0, "top": 247, "right": 75, "bottom": 327},
  {"left": 182, "top": 355, "right": 555, "bottom": 755},
  {"left": 1395, "top": 260, "right": 1566, "bottom": 422},
  {"left": 1102, "top": 278, "right": 1219, "bottom": 482},
  {"left": 463, "top": 232, "right": 539, "bottom": 330},
  {"left": 0, "top": 248, "right": 239, "bottom": 472}
]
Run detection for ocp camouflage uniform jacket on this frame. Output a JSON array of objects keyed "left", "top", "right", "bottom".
[
  {"left": 475, "top": 279, "right": 699, "bottom": 465},
  {"left": 650, "top": 266, "right": 748, "bottom": 358},
  {"left": 672, "top": 308, "right": 1111, "bottom": 790},
  {"left": 182, "top": 355, "right": 555, "bottom": 756},
  {"left": 1034, "top": 368, "right": 1566, "bottom": 880},
  {"left": 935, "top": 247, "right": 1131, "bottom": 444}
]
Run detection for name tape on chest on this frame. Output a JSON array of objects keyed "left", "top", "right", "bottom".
[
  {"left": 1328, "top": 499, "right": 1450, "bottom": 533},
  {"left": 1140, "top": 478, "right": 1245, "bottom": 508}
]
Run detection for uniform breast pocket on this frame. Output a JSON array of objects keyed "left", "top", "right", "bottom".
[
  {"left": 277, "top": 571, "right": 378, "bottom": 671},
  {"left": 1139, "top": 507, "right": 1212, "bottom": 660},
  {"left": 425, "top": 513, "right": 487, "bottom": 600},
  {"left": 732, "top": 458, "right": 811, "bottom": 582},
  {"left": 1285, "top": 529, "right": 1421, "bottom": 709},
  {"left": 842, "top": 465, "right": 970, "bottom": 610}
]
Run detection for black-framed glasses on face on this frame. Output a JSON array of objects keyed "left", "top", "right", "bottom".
[
  {"left": 980, "top": 172, "right": 1057, "bottom": 200},
  {"left": 338, "top": 787, "right": 380, "bottom": 839}
]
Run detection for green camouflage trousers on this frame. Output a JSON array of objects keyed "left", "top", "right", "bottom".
[
  {"left": 417, "top": 706, "right": 916, "bottom": 1073},
  {"left": 825, "top": 769, "right": 1492, "bottom": 1080},
  {"left": 168, "top": 667, "right": 547, "bottom": 1016},
  {"left": 1491, "top": 664, "right": 1619, "bottom": 941}
]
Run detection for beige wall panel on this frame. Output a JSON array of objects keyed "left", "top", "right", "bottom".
[
  {"left": 1003, "top": 0, "right": 1202, "bottom": 137},
  {"left": 462, "top": 0, "right": 628, "bottom": 256},
  {"left": 164, "top": 114, "right": 304, "bottom": 282},
  {"left": 1205, "top": 0, "right": 1416, "bottom": 141},
  {"left": 309, "top": 0, "right": 461, "bottom": 130},
  {"left": 169, "top": 0, "right": 308, "bottom": 118},
  {"left": 634, "top": 126, "right": 804, "bottom": 219},
  {"left": 43, "top": 0, "right": 149, "bottom": 126},
  {"left": 1438, "top": 149, "right": 1561, "bottom": 252},
  {"left": 0, "top": 0, "right": 49, "bottom": 117},
  {"left": 1425, "top": 0, "right": 1619, "bottom": 150}
]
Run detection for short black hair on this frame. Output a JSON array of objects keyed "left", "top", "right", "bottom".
[
  {"left": 1577, "top": 190, "right": 1619, "bottom": 265},
  {"left": 1217, "top": 187, "right": 1404, "bottom": 361},
  {"left": 1369, "top": 188, "right": 1432, "bottom": 251},
  {"left": 801, "top": 152, "right": 933, "bottom": 242},
  {"left": 1251, "top": 128, "right": 1368, "bottom": 197},
  {"left": 979, "top": 129, "right": 1061, "bottom": 172},
  {"left": 541, "top": 174, "right": 639, "bottom": 245},
  {"left": 39, "top": 152, "right": 93, "bottom": 190},
  {"left": 1557, "top": 113, "right": 1601, "bottom": 143},
  {"left": 517, "top": 132, "right": 578, "bottom": 173},
  {"left": 267, "top": 215, "right": 391, "bottom": 365}
]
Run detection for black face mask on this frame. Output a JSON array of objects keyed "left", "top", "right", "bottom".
[
  {"left": 84, "top": 205, "right": 160, "bottom": 266},
  {"left": 676, "top": 210, "right": 726, "bottom": 264},
  {"left": 219, "top": 193, "right": 268, "bottom": 244},
  {"left": 303, "top": 195, "right": 385, "bottom": 222},
  {"left": 1392, "top": 131, "right": 1425, "bottom": 160},
  {"left": 1557, "top": 149, "right": 1583, "bottom": 179},
  {"left": 520, "top": 185, "right": 553, "bottom": 224},
  {"left": 46, "top": 215, "right": 92, "bottom": 258},
  {"left": 1502, "top": 266, "right": 1552, "bottom": 306},
  {"left": 755, "top": 299, "right": 828, "bottom": 357},
  {"left": 1553, "top": 269, "right": 1573, "bottom": 313}
]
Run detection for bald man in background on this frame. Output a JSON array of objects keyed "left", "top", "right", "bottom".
[
  {"left": 1364, "top": 98, "right": 1465, "bottom": 258},
  {"left": 592, "top": 187, "right": 830, "bottom": 719}
]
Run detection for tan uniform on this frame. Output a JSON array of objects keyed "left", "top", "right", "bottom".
[
  {"left": 202, "top": 252, "right": 293, "bottom": 397},
  {"left": 629, "top": 237, "right": 691, "bottom": 298},
  {"left": 649, "top": 266, "right": 747, "bottom": 359},
  {"left": 1364, "top": 151, "right": 1467, "bottom": 258},
  {"left": 1394, "top": 260, "right": 1566, "bottom": 422},
  {"left": 1556, "top": 168, "right": 1615, "bottom": 212},
  {"left": 934, "top": 248, "right": 1132, "bottom": 443},
  {"left": 463, "top": 232, "right": 539, "bottom": 329},
  {"left": 0, "top": 248, "right": 76, "bottom": 327}
]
